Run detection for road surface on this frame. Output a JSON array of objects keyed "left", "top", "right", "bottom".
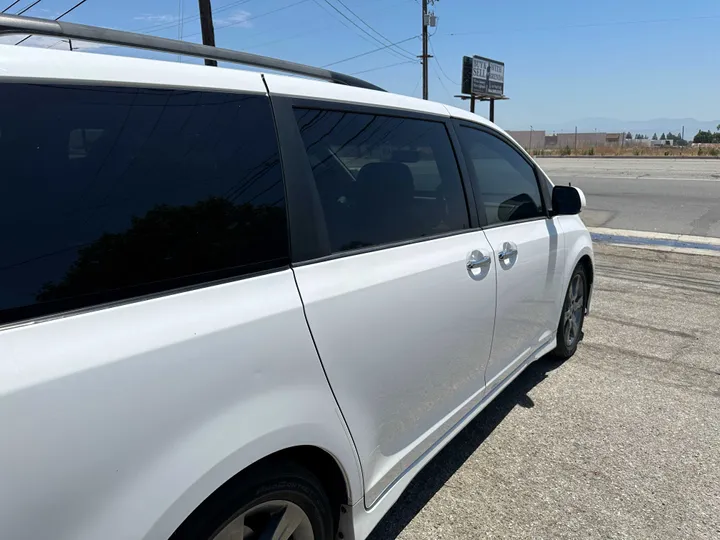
[
  {"left": 538, "top": 158, "right": 720, "bottom": 238},
  {"left": 369, "top": 243, "right": 720, "bottom": 540}
]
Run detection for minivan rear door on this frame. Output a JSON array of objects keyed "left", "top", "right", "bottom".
[{"left": 272, "top": 95, "right": 497, "bottom": 507}]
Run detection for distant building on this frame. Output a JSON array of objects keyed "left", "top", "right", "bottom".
[
  {"left": 604, "top": 133, "right": 624, "bottom": 146},
  {"left": 506, "top": 129, "right": 672, "bottom": 150},
  {"left": 624, "top": 139, "right": 652, "bottom": 147},
  {"left": 506, "top": 130, "right": 545, "bottom": 150},
  {"left": 545, "top": 132, "right": 607, "bottom": 149},
  {"left": 650, "top": 139, "right": 674, "bottom": 147}
]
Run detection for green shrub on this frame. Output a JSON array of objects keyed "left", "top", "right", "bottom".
[{"left": 588, "top": 146, "right": 595, "bottom": 156}]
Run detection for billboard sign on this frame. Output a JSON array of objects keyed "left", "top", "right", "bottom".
[{"left": 462, "top": 55, "right": 505, "bottom": 97}]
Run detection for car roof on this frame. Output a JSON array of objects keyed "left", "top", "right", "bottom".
[
  {"left": 0, "top": 44, "right": 267, "bottom": 94},
  {"left": 0, "top": 44, "right": 498, "bottom": 130}
]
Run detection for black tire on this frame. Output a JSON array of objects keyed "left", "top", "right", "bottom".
[
  {"left": 170, "top": 460, "right": 334, "bottom": 540},
  {"left": 552, "top": 264, "right": 587, "bottom": 360}
]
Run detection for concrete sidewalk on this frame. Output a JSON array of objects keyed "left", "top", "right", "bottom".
[{"left": 369, "top": 243, "right": 720, "bottom": 540}]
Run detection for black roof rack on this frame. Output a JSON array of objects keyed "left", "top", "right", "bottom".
[{"left": 0, "top": 14, "right": 385, "bottom": 92}]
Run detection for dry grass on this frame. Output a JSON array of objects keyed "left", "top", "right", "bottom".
[{"left": 530, "top": 145, "right": 720, "bottom": 157}]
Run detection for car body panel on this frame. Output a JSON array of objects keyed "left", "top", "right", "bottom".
[
  {"left": 0, "top": 44, "right": 267, "bottom": 94},
  {"left": 264, "top": 72, "right": 449, "bottom": 117},
  {"left": 345, "top": 330, "right": 558, "bottom": 540},
  {"left": 481, "top": 218, "right": 566, "bottom": 391},
  {"left": 292, "top": 232, "right": 497, "bottom": 507},
  {"left": 555, "top": 214, "right": 595, "bottom": 309},
  {"left": 0, "top": 270, "right": 362, "bottom": 540}
]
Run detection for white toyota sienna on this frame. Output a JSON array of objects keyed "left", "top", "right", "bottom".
[{"left": 0, "top": 14, "right": 593, "bottom": 540}]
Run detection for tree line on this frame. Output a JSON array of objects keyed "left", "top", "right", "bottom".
[
  {"left": 624, "top": 131, "right": 688, "bottom": 145},
  {"left": 692, "top": 124, "right": 720, "bottom": 144},
  {"left": 622, "top": 125, "right": 720, "bottom": 145}
]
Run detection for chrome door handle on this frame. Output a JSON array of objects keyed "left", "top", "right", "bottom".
[
  {"left": 498, "top": 242, "right": 518, "bottom": 261},
  {"left": 467, "top": 250, "right": 492, "bottom": 269}
]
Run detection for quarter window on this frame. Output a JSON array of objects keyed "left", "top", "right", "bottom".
[
  {"left": 0, "top": 84, "right": 288, "bottom": 325},
  {"left": 458, "top": 127, "right": 544, "bottom": 225},
  {"left": 294, "top": 108, "right": 469, "bottom": 253}
]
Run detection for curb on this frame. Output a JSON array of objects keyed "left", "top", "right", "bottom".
[{"left": 589, "top": 227, "right": 720, "bottom": 257}]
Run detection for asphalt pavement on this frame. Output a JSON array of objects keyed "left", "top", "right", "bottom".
[
  {"left": 538, "top": 158, "right": 720, "bottom": 238},
  {"left": 368, "top": 243, "right": 720, "bottom": 540}
]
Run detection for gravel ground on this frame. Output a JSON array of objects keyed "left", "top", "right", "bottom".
[{"left": 368, "top": 243, "right": 720, "bottom": 540}]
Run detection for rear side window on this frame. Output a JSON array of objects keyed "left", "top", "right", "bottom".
[
  {"left": 457, "top": 126, "right": 544, "bottom": 225},
  {"left": 0, "top": 84, "right": 288, "bottom": 325},
  {"left": 293, "top": 108, "right": 469, "bottom": 253}
]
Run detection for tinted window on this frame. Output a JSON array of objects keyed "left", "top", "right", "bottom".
[
  {"left": 458, "top": 127, "right": 544, "bottom": 225},
  {"left": 0, "top": 84, "right": 287, "bottom": 325},
  {"left": 294, "top": 108, "right": 469, "bottom": 253}
]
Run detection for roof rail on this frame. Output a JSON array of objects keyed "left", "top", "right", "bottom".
[{"left": 0, "top": 14, "right": 385, "bottom": 92}]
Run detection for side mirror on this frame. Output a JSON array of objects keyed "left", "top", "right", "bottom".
[{"left": 551, "top": 185, "right": 582, "bottom": 216}]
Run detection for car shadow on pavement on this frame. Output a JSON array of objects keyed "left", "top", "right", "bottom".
[{"left": 367, "top": 355, "right": 565, "bottom": 540}]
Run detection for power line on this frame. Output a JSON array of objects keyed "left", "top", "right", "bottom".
[
  {"left": 332, "top": 0, "right": 416, "bottom": 60},
  {"left": 185, "top": 0, "right": 311, "bottom": 38},
  {"left": 431, "top": 64, "right": 452, "bottom": 100},
  {"left": 2, "top": 1, "right": 22, "bottom": 13},
  {"left": 350, "top": 59, "right": 417, "bottom": 75},
  {"left": 447, "top": 14, "right": 720, "bottom": 37},
  {"left": 243, "top": 26, "right": 325, "bottom": 51},
  {"left": 321, "top": 0, "right": 415, "bottom": 61},
  {"left": 136, "top": 0, "right": 254, "bottom": 35},
  {"left": 429, "top": 37, "right": 458, "bottom": 86},
  {"left": 16, "top": 0, "right": 43, "bottom": 15},
  {"left": 311, "top": 0, "right": 412, "bottom": 63},
  {"left": 311, "top": 0, "right": 383, "bottom": 53},
  {"left": 16, "top": 0, "right": 91, "bottom": 45},
  {"left": 322, "top": 35, "right": 419, "bottom": 67},
  {"left": 56, "top": 0, "right": 90, "bottom": 20},
  {"left": 411, "top": 75, "right": 421, "bottom": 97},
  {"left": 177, "top": 0, "right": 184, "bottom": 41}
]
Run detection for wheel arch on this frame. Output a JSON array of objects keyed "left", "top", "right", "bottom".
[
  {"left": 168, "top": 445, "right": 351, "bottom": 539},
  {"left": 576, "top": 253, "right": 595, "bottom": 312},
  {"left": 138, "top": 387, "right": 364, "bottom": 540}
]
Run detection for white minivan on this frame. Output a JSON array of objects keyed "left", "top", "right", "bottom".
[{"left": 0, "top": 14, "right": 593, "bottom": 540}]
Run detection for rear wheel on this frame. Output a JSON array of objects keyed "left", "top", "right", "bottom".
[
  {"left": 170, "top": 461, "right": 334, "bottom": 540},
  {"left": 553, "top": 265, "right": 587, "bottom": 360}
]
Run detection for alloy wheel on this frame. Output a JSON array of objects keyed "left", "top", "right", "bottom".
[
  {"left": 213, "top": 500, "right": 315, "bottom": 540},
  {"left": 563, "top": 273, "right": 585, "bottom": 348}
]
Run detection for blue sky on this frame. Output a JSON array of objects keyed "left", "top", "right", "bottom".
[{"left": 4, "top": 0, "right": 719, "bottom": 128}]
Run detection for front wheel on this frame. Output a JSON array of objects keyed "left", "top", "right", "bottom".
[{"left": 553, "top": 265, "right": 587, "bottom": 360}]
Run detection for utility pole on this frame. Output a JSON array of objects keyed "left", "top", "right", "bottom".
[
  {"left": 574, "top": 126, "right": 578, "bottom": 152},
  {"left": 421, "top": 0, "right": 429, "bottom": 100},
  {"left": 198, "top": 0, "right": 217, "bottom": 66}
]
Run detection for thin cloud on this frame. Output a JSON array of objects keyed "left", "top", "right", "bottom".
[
  {"left": 134, "top": 14, "right": 177, "bottom": 23},
  {"left": 216, "top": 10, "right": 253, "bottom": 29}
]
